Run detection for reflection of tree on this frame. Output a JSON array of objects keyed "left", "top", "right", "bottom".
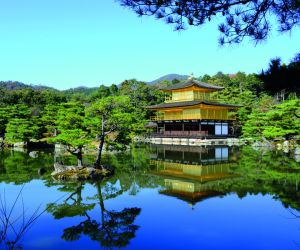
[
  {"left": 107, "top": 146, "right": 162, "bottom": 195},
  {"left": 0, "top": 149, "right": 54, "bottom": 184},
  {"left": 208, "top": 146, "right": 300, "bottom": 210},
  {"left": 47, "top": 182, "right": 95, "bottom": 219},
  {"left": 47, "top": 181, "right": 141, "bottom": 248}
]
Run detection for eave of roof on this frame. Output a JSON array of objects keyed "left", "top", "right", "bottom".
[
  {"left": 202, "top": 101, "right": 242, "bottom": 108},
  {"left": 161, "top": 79, "right": 224, "bottom": 91},
  {"left": 159, "top": 190, "right": 224, "bottom": 204},
  {"left": 144, "top": 121, "right": 158, "bottom": 128},
  {"left": 146, "top": 100, "right": 242, "bottom": 109}
]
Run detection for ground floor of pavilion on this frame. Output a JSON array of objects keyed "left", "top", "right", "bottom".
[{"left": 151, "top": 120, "right": 238, "bottom": 138}]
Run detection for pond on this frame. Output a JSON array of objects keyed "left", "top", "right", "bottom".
[{"left": 0, "top": 144, "right": 300, "bottom": 250}]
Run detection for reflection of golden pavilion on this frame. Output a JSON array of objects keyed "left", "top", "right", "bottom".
[
  {"left": 150, "top": 145, "right": 237, "bottom": 204},
  {"left": 161, "top": 179, "right": 223, "bottom": 204},
  {"left": 151, "top": 160, "right": 233, "bottom": 182}
]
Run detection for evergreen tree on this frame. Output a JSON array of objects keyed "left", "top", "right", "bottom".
[{"left": 49, "top": 102, "right": 91, "bottom": 167}]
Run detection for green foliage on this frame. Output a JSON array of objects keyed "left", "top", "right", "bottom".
[
  {"left": 243, "top": 99, "right": 300, "bottom": 139},
  {"left": 118, "top": 79, "right": 164, "bottom": 133},
  {"left": 62, "top": 87, "right": 98, "bottom": 102},
  {"left": 0, "top": 107, "right": 11, "bottom": 136},
  {"left": 49, "top": 129, "right": 91, "bottom": 150},
  {"left": 94, "top": 84, "right": 110, "bottom": 99},
  {"left": 4, "top": 105, "right": 41, "bottom": 144},
  {"left": 88, "top": 96, "right": 136, "bottom": 150},
  {"left": 49, "top": 102, "right": 91, "bottom": 152},
  {"left": 202, "top": 71, "right": 299, "bottom": 139},
  {"left": 40, "top": 104, "right": 59, "bottom": 136},
  {"left": 0, "top": 84, "right": 66, "bottom": 107},
  {"left": 109, "top": 84, "right": 119, "bottom": 95},
  {"left": 5, "top": 118, "right": 40, "bottom": 144},
  {"left": 1, "top": 67, "right": 299, "bottom": 149},
  {"left": 56, "top": 102, "right": 86, "bottom": 130}
]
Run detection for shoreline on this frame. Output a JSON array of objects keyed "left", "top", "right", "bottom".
[{"left": 134, "top": 136, "right": 300, "bottom": 152}]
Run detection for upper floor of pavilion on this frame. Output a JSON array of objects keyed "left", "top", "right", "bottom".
[{"left": 161, "top": 76, "right": 224, "bottom": 103}]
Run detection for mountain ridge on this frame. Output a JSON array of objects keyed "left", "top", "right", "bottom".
[
  {"left": 0, "top": 81, "right": 57, "bottom": 91},
  {"left": 0, "top": 74, "right": 190, "bottom": 92},
  {"left": 147, "top": 74, "right": 189, "bottom": 85}
]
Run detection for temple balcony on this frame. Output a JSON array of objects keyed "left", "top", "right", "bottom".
[
  {"left": 149, "top": 131, "right": 237, "bottom": 139},
  {"left": 150, "top": 111, "right": 236, "bottom": 121},
  {"left": 164, "top": 92, "right": 218, "bottom": 103}
]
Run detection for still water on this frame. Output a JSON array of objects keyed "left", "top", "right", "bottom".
[{"left": 0, "top": 145, "right": 300, "bottom": 250}]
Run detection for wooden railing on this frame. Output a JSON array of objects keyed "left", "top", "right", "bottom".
[
  {"left": 150, "top": 114, "right": 164, "bottom": 121},
  {"left": 150, "top": 131, "right": 236, "bottom": 138},
  {"left": 165, "top": 96, "right": 173, "bottom": 102},
  {"left": 150, "top": 112, "right": 235, "bottom": 121},
  {"left": 152, "top": 131, "right": 209, "bottom": 137},
  {"left": 164, "top": 93, "right": 217, "bottom": 103}
]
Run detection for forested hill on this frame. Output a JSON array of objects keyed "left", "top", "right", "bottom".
[
  {"left": 0, "top": 81, "right": 57, "bottom": 91},
  {"left": 147, "top": 74, "right": 189, "bottom": 85},
  {"left": 0, "top": 73, "right": 189, "bottom": 92},
  {"left": 0, "top": 81, "right": 100, "bottom": 98},
  {"left": 62, "top": 86, "right": 99, "bottom": 96},
  {"left": 0, "top": 73, "right": 188, "bottom": 96}
]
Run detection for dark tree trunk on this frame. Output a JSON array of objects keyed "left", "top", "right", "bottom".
[
  {"left": 94, "top": 114, "right": 109, "bottom": 171},
  {"left": 96, "top": 182, "right": 105, "bottom": 225},
  {"left": 69, "top": 147, "right": 83, "bottom": 167},
  {"left": 94, "top": 134, "right": 105, "bottom": 170},
  {"left": 76, "top": 183, "right": 83, "bottom": 205},
  {"left": 77, "top": 151, "right": 83, "bottom": 167}
]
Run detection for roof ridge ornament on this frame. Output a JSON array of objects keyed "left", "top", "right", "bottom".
[{"left": 188, "top": 73, "right": 194, "bottom": 80}]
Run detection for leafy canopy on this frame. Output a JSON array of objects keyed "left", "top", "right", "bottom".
[{"left": 48, "top": 102, "right": 91, "bottom": 151}]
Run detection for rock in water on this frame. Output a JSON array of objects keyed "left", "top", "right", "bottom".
[
  {"left": 51, "top": 163, "right": 113, "bottom": 180},
  {"left": 101, "top": 165, "right": 115, "bottom": 174},
  {"left": 52, "top": 163, "right": 78, "bottom": 175},
  {"left": 14, "top": 142, "right": 26, "bottom": 148},
  {"left": 29, "top": 151, "right": 39, "bottom": 158}
]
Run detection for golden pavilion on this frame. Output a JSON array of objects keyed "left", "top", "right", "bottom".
[{"left": 146, "top": 76, "right": 241, "bottom": 137}]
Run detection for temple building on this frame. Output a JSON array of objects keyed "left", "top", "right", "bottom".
[{"left": 146, "top": 76, "right": 241, "bottom": 138}]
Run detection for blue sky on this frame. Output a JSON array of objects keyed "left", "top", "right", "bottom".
[{"left": 0, "top": 0, "right": 299, "bottom": 90}]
